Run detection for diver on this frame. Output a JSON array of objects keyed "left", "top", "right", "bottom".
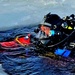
[
  {"left": 33, "top": 13, "right": 75, "bottom": 57},
  {"left": 34, "top": 13, "right": 64, "bottom": 46}
]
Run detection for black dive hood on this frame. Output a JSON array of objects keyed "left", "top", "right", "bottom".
[
  {"left": 34, "top": 13, "right": 62, "bottom": 33},
  {"left": 40, "top": 13, "right": 62, "bottom": 27}
]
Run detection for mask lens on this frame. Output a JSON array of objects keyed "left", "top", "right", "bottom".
[{"left": 40, "top": 25, "right": 50, "bottom": 36}]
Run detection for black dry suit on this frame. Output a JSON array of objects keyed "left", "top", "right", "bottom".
[{"left": 34, "top": 13, "right": 75, "bottom": 57}]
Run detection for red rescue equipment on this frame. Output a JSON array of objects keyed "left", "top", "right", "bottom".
[
  {"left": 15, "top": 34, "right": 31, "bottom": 46},
  {"left": 0, "top": 41, "right": 18, "bottom": 48},
  {"left": 0, "top": 34, "right": 31, "bottom": 50}
]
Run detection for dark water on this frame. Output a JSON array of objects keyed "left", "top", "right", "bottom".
[{"left": 0, "top": 27, "right": 75, "bottom": 75}]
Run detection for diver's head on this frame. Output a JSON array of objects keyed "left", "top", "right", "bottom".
[
  {"left": 34, "top": 13, "right": 62, "bottom": 45},
  {"left": 34, "top": 12, "right": 62, "bottom": 34}
]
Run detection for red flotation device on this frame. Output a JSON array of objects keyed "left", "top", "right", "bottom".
[
  {"left": 0, "top": 34, "right": 31, "bottom": 49},
  {"left": 15, "top": 34, "right": 31, "bottom": 46},
  {"left": 0, "top": 41, "right": 19, "bottom": 48}
]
